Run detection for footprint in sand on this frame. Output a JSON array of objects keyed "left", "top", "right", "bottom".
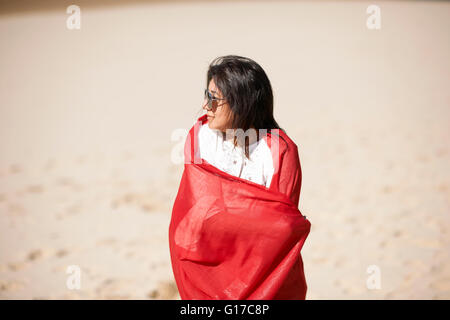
[
  {"left": 430, "top": 278, "right": 450, "bottom": 293},
  {"left": 96, "top": 237, "right": 118, "bottom": 246},
  {"left": 55, "top": 249, "right": 69, "bottom": 258},
  {"left": 147, "top": 280, "right": 179, "bottom": 300},
  {"left": 7, "top": 202, "right": 26, "bottom": 216},
  {"left": 24, "top": 248, "right": 55, "bottom": 263},
  {"left": 8, "top": 261, "right": 27, "bottom": 272},
  {"left": 436, "top": 183, "right": 448, "bottom": 193},
  {"left": 95, "top": 278, "right": 132, "bottom": 299},
  {"left": 43, "top": 158, "right": 57, "bottom": 172},
  {"left": 111, "top": 193, "right": 159, "bottom": 213},
  {"left": 27, "top": 249, "right": 45, "bottom": 261},
  {"left": 435, "top": 148, "right": 447, "bottom": 158},
  {"left": 0, "top": 280, "right": 25, "bottom": 292},
  {"left": 65, "top": 203, "right": 83, "bottom": 216},
  {"left": 9, "top": 164, "right": 22, "bottom": 174},
  {"left": 55, "top": 177, "right": 83, "bottom": 192},
  {"left": 392, "top": 229, "right": 404, "bottom": 238},
  {"left": 381, "top": 185, "right": 395, "bottom": 194},
  {"left": 378, "top": 239, "right": 387, "bottom": 248},
  {"left": 26, "top": 185, "right": 44, "bottom": 194},
  {"left": 10, "top": 250, "right": 64, "bottom": 270},
  {"left": 333, "top": 279, "right": 343, "bottom": 288},
  {"left": 110, "top": 193, "right": 135, "bottom": 209}
]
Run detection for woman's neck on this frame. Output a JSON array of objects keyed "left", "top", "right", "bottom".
[{"left": 221, "top": 126, "right": 259, "bottom": 147}]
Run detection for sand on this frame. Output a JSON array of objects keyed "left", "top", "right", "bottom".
[{"left": 0, "top": 0, "right": 449, "bottom": 299}]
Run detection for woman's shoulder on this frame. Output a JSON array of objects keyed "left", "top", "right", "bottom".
[{"left": 265, "top": 127, "right": 298, "bottom": 160}]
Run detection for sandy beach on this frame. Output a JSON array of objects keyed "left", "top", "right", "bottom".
[{"left": 0, "top": 0, "right": 449, "bottom": 299}]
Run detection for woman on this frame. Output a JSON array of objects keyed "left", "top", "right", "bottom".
[{"left": 169, "top": 55, "right": 311, "bottom": 300}]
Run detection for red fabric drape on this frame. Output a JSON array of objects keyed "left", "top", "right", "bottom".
[{"left": 169, "top": 115, "right": 311, "bottom": 299}]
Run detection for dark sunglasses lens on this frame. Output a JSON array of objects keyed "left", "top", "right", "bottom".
[{"left": 204, "top": 89, "right": 213, "bottom": 110}]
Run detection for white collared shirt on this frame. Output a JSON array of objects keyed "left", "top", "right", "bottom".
[{"left": 198, "top": 123, "right": 274, "bottom": 188}]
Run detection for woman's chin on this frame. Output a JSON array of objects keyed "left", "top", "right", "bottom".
[{"left": 207, "top": 119, "right": 223, "bottom": 132}]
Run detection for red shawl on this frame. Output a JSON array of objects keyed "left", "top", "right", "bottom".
[{"left": 169, "top": 115, "right": 311, "bottom": 299}]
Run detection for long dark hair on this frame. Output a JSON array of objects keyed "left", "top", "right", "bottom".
[{"left": 200, "top": 55, "right": 288, "bottom": 159}]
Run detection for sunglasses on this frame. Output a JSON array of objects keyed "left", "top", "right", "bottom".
[{"left": 204, "top": 89, "right": 226, "bottom": 111}]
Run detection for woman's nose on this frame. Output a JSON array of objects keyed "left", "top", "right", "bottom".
[{"left": 202, "top": 99, "right": 209, "bottom": 111}]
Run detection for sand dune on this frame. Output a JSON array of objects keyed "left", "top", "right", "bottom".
[{"left": 0, "top": 0, "right": 449, "bottom": 299}]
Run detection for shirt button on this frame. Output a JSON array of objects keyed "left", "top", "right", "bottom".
[
  {"left": 248, "top": 177, "right": 252, "bottom": 181},
  {"left": 233, "top": 160, "right": 237, "bottom": 164}
]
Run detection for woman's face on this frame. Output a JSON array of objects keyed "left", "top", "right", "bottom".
[{"left": 203, "top": 79, "right": 233, "bottom": 132}]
